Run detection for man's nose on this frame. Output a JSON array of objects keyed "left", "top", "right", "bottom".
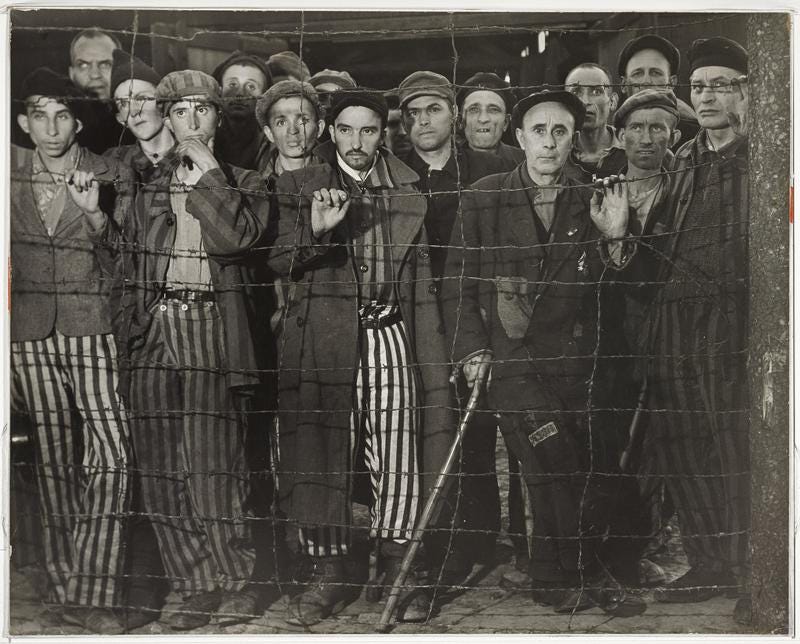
[
  {"left": 543, "top": 132, "right": 556, "bottom": 148},
  {"left": 187, "top": 109, "right": 199, "bottom": 130},
  {"left": 46, "top": 115, "right": 58, "bottom": 136},
  {"left": 352, "top": 133, "right": 362, "bottom": 149},
  {"left": 88, "top": 62, "right": 103, "bottom": 79},
  {"left": 477, "top": 109, "right": 490, "bottom": 123}
]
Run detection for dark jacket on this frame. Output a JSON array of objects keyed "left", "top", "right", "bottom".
[
  {"left": 267, "top": 141, "right": 454, "bottom": 529},
  {"left": 108, "top": 152, "right": 271, "bottom": 395},
  {"left": 441, "top": 166, "right": 618, "bottom": 411},
  {"left": 10, "top": 145, "right": 134, "bottom": 342}
]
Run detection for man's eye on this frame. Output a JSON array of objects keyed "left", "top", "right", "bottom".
[
  {"left": 77, "top": 62, "right": 90, "bottom": 71},
  {"left": 197, "top": 106, "right": 208, "bottom": 114},
  {"left": 554, "top": 128, "right": 566, "bottom": 137},
  {"left": 57, "top": 112, "right": 70, "bottom": 120},
  {"left": 567, "top": 86, "right": 581, "bottom": 95},
  {"left": 99, "top": 62, "right": 112, "bottom": 72},
  {"left": 488, "top": 106, "right": 502, "bottom": 114},
  {"left": 691, "top": 84, "right": 704, "bottom": 94},
  {"left": 590, "top": 87, "right": 605, "bottom": 97},
  {"left": 533, "top": 127, "right": 545, "bottom": 135}
]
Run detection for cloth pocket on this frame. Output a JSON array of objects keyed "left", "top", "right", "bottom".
[{"left": 494, "top": 275, "right": 533, "bottom": 339}]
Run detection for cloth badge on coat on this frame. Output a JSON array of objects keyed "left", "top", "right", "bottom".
[
  {"left": 493, "top": 275, "right": 533, "bottom": 339},
  {"left": 528, "top": 421, "right": 559, "bottom": 447}
]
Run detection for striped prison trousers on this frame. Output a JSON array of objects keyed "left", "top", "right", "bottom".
[
  {"left": 10, "top": 331, "right": 131, "bottom": 608},
  {"left": 127, "top": 300, "right": 255, "bottom": 595},
  {"left": 299, "top": 304, "right": 421, "bottom": 557}
]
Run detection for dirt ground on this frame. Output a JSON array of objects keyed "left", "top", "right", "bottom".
[{"left": 7, "top": 441, "right": 752, "bottom": 636}]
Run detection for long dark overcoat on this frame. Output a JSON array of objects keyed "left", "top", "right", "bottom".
[{"left": 268, "top": 143, "right": 454, "bottom": 531}]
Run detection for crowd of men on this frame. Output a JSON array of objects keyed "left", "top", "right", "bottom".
[{"left": 10, "top": 25, "right": 751, "bottom": 633}]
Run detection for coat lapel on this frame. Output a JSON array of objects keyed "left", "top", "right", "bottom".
[
  {"left": 542, "top": 184, "right": 591, "bottom": 284},
  {"left": 501, "top": 168, "right": 544, "bottom": 283}
]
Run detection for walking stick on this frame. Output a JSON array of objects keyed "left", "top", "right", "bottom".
[
  {"left": 376, "top": 359, "right": 490, "bottom": 632},
  {"left": 619, "top": 377, "right": 648, "bottom": 472}
]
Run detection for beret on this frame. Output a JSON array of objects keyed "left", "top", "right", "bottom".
[
  {"left": 110, "top": 48, "right": 161, "bottom": 97},
  {"left": 614, "top": 88, "right": 680, "bottom": 129},
  {"left": 457, "top": 72, "right": 515, "bottom": 113},
  {"left": 267, "top": 51, "right": 311, "bottom": 83},
  {"left": 255, "top": 80, "right": 322, "bottom": 128},
  {"left": 511, "top": 89, "right": 586, "bottom": 129},
  {"left": 617, "top": 34, "right": 680, "bottom": 78},
  {"left": 689, "top": 37, "right": 748, "bottom": 74},
  {"left": 156, "top": 69, "right": 222, "bottom": 115},
  {"left": 398, "top": 71, "right": 454, "bottom": 108},
  {"left": 20, "top": 67, "right": 87, "bottom": 122},
  {"left": 328, "top": 88, "right": 389, "bottom": 126},
  {"left": 309, "top": 69, "right": 357, "bottom": 90},
  {"left": 211, "top": 50, "right": 272, "bottom": 87}
]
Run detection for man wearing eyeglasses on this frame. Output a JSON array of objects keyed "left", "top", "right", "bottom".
[
  {"left": 67, "top": 28, "right": 134, "bottom": 154},
  {"left": 628, "top": 37, "right": 751, "bottom": 623},
  {"left": 563, "top": 63, "right": 626, "bottom": 183}
]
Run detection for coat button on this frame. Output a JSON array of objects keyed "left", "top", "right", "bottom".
[
  {"left": 504, "top": 292, "right": 514, "bottom": 301},
  {"left": 360, "top": 264, "right": 369, "bottom": 273},
  {"left": 418, "top": 247, "right": 429, "bottom": 259},
  {"left": 159, "top": 304, "right": 167, "bottom": 311},
  {"left": 165, "top": 217, "right": 174, "bottom": 226},
  {"left": 428, "top": 284, "right": 438, "bottom": 295},
  {"left": 296, "top": 316, "right": 305, "bottom": 327}
]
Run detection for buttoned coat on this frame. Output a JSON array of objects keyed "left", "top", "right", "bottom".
[
  {"left": 10, "top": 145, "right": 134, "bottom": 342},
  {"left": 267, "top": 142, "right": 454, "bottom": 531},
  {"left": 108, "top": 153, "right": 271, "bottom": 395},
  {"left": 441, "top": 166, "right": 614, "bottom": 412}
]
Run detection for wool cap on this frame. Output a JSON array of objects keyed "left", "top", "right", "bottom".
[
  {"left": 156, "top": 69, "right": 222, "bottom": 115},
  {"left": 398, "top": 71, "right": 454, "bottom": 109},
  {"left": 110, "top": 49, "right": 161, "bottom": 97},
  {"left": 511, "top": 89, "right": 586, "bottom": 129},
  {"left": 20, "top": 67, "right": 87, "bottom": 121},
  {"left": 688, "top": 36, "right": 748, "bottom": 74},
  {"left": 267, "top": 51, "right": 311, "bottom": 83},
  {"left": 211, "top": 50, "right": 272, "bottom": 87},
  {"left": 457, "top": 72, "right": 514, "bottom": 113},
  {"left": 255, "top": 80, "right": 322, "bottom": 128},
  {"left": 613, "top": 88, "right": 680, "bottom": 129},
  {"left": 309, "top": 69, "right": 357, "bottom": 90},
  {"left": 617, "top": 34, "right": 680, "bottom": 78},
  {"left": 328, "top": 88, "right": 389, "bottom": 127}
]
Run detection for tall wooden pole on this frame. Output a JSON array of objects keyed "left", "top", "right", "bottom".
[{"left": 747, "top": 12, "right": 791, "bottom": 634}]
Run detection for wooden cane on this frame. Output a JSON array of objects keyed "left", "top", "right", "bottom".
[{"left": 376, "top": 360, "right": 490, "bottom": 632}]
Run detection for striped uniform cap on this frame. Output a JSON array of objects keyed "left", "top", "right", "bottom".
[{"left": 156, "top": 69, "right": 222, "bottom": 115}]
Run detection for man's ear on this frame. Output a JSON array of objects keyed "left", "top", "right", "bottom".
[
  {"left": 669, "top": 75, "right": 678, "bottom": 89},
  {"left": 263, "top": 125, "right": 275, "bottom": 145},
  {"left": 670, "top": 128, "right": 682, "bottom": 148},
  {"left": 75, "top": 118, "right": 83, "bottom": 135},
  {"left": 17, "top": 114, "right": 30, "bottom": 135},
  {"left": 618, "top": 127, "right": 626, "bottom": 144},
  {"left": 328, "top": 123, "right": 336, "bottom": 142},
  {"left": 609, "top": 91, "right": 619, "bottom": 112},
  {"left": 502, "top": 114, "right": 510, "bottom": 133},
  {"left": 68, "top": 66, "right": 77, "bottom": 86},
  {"left": 514, "top": 127, "right": 524, "bottom": 149},
  {"left": 316, "top": 119, "right": 325, "bottom": 140},
  {"left": 164, "top": 116, "right": 174, "bottom": 135}
]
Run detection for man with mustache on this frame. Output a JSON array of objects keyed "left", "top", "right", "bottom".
[
  {"left": 563, "top": 62, "right": 626, "bottom": 183},
  {"left": 267, "top": 88, "right": 452, "bottom": 626},
  {"left": 397, "top": 70, "right": 506, "bottom": 585},
  {"left": 212, "top": 51, "right": 273, "bottom": 170}
]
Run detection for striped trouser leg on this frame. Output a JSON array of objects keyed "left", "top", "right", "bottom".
[
  {"left": 361, "top": 311, "right": 420, "bottom": 544},
  {"left": 160, "top": 301, "right": 255, "bottom": 592},
  {"left": 128, "top": 312, "right": 217, "bottom": 595},
  {"left": 58, "top": 331, "right": 131, "bottom": 607},
  {"left": 12, "top": 337, "right": 80, "bottom": 605},
  {"left": 11, "top": 332, "right": 131, "bottom": 607}
]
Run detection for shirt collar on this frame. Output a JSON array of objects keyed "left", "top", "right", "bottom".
[
  {"left": 33, "top": 142, "right": 80, "bottom": 180},
  {"left": 520, "top": 164, "right": 562, "bottom": 202},
  {"left": 696, "top": 129, "right": 747, "bottom": 160},
  {"left": 337, "top": 151, "right": 378, "bottom": 183},
  {"left": 407, "top": 145, "right": 459, "bottom": 180},
  {"left": 337, "top": 150, "right": 394, "bottom": 190}
]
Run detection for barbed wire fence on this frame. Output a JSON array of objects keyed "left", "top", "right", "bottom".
[{"left": 6, "top": 10, "right": 790, "bottom": 635}]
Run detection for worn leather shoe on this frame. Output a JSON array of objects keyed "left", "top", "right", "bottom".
[
  {"left": 62, "top": 606, "right": 125, "bottom": 634},
  {"left": 165, "top": 589, "right": 221, "bottom": 631},
  {"left": 380, "top": 542, "right": 431, "bottom": 623},
  {"left": 286, "top": 556, "right": 354, "bottom": 626},
  {"left": 215, "top": 585, "right": 263, "bottom": 626},
  {"left": 654, "top": 565, "right": 737, "bottom": 604}
]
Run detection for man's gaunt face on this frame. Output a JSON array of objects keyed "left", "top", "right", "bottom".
[
  {"left": 403, "top": 95, "right": 454, "bottom": 153},
  {"left": 515, "top": 101, "right": 574, "bottom": 182},
  {"left": 462, "top": 89, "right": 508, "bottom": 151},
  {"left": 69, "top": 34, "right": 116, "bottom": 100},
  {"left": 114, "top": 79, "right": 163, "bottom": 142},
  {"left": 264, "top": 95, "right": 322, "bottom": 160},
  {"left": 330, "top": 105, "right": 383, "bottom": 171}
]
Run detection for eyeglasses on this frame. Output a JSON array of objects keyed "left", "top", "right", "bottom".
[{"left": 114, "top": 95, "right": 156, "bottom": 113}]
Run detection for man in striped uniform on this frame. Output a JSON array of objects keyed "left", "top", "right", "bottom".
[
  {"left": 634, "top": 37, "right": 751, "bottom": 622},
  {"left": 268, "top": 88, "right": 453, "bottom": 625},
  {"left": 10, "top": 67, "right": 133, "bottom": 634},
  {"left": 111, "top": 69, "right": 271, "bottom": 630}
]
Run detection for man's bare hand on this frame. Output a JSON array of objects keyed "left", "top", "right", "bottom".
[
  {"left": 463, "top": 350, "right": 492, "bottom": 390},
  {"left": 175, "top": 136, "right": 219, "bottom": 180},
  {"left": 311, "top": 188, "right": 350, "bottom": 238},
  {"left": 590, "top": 174, "right": 629, "bottom": 240},
  {"left": 65, "top": 169, "right": 105, "bottom": 230}
]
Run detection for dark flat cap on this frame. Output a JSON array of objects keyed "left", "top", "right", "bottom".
[
  {"left": 255, "top": 80, "right": 321, "bottom": 128},
  {"left": 689, "top": 37, "right": 748, "bottom": 74},
  {"left": 511, "top": 89, "right": 586, "bottom": 129},
  {"left": 20, "top": 67, "right": 85, "bottom": 112},
  {"left": 328, "top": 88, "right": 389, "bottom": 127},
  {"left": 614, "top": 89, "right": 680, "bottom": 129},
  {"left": 110, "top": 49, "right": 161, "bottom": 97},
  {"left": 617, "top": 34, "right": 680, "bottom": 78},
  {"left": 212, "top": 50, "right": 272, "bottom": 87},
  {"left": 457, "top": 72, "right": 515, "bottom": 113},
  {"left": 398, "top": 71, "right": 454, "bottom": 108}
]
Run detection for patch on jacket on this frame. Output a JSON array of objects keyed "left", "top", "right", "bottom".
[
  {"left": 528, "top": 421, "right": 559, "bottom": 447},
  {"left": 494, "top": 275, "right": 533, "bottom": 339}
]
